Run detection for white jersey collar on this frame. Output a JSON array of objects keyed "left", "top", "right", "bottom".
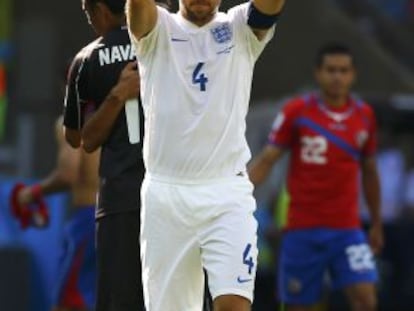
[{"left": 175, "top": 11, "right": 220, "bottom": 33}]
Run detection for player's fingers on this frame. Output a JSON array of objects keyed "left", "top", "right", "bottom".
[
  {"left": 369, "top": 242, "right": 378, "bottom": 255},
  {"left": 124, "top": 75, "right": 140, "bottom": 97},
  {"left": 372, "top": 244, "right": 379, "bottom": 255},
  {"left": 127, "top": 76, "right": 140, "bottom": 90},
  {"left": 370, "top": 237, "right": 383, "bottom": 255},
  {"left": 123, "top": 61, "right": 138, "bottom": 73},
  {"left": 125, "top": 67, "right": 140, "bottom": 82},
  {"left": 119, "top": 62, "right": 138, "bottom": 80},
  {"left": 130, "top": 70, "right": 140, "bottom": 83},
  {"left": 17, "top": 188, "right": 31, "bottom": 205},
  {"left": 378, "top": 237, "right": 384, "bottom": 253},
  {"left": 376, "top": 232, "right": 384, "bottom": 253}
]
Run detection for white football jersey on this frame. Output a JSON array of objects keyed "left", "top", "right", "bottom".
[{"left": 131, "top": 3, "right": 274, "bottom": 180}]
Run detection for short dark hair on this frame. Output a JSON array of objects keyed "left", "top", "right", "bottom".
[
  {"left": 87, "top": 0, "right": 126, "bottom": 15},
  {"left": 315, "top": 43, "right": 355, "bottom": 67}
]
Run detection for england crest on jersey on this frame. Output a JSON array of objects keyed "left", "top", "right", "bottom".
[{"left": 211, "top": 23, "right": 233, "bottom": 44}]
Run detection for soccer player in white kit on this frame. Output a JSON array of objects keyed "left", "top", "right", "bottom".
[{"left": 127, "top": 0, "right": 285, "bottom": 310}]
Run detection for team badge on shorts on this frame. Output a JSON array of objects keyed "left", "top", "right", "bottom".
[
  {"left": 288, "top": 278, "right": 302, "bottom": 294},
  {"left": 211, "top": 23, "right": 233, "bottom": 44}
]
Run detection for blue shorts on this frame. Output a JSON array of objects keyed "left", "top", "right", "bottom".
[
  {"left": 54, "top": 206, "right": 96, "bottom": 309},
  {"left": 278, "top": 228, "right": 378, "bottom": 305}
]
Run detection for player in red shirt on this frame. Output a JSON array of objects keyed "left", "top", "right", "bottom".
[{"left": 249, "top": 43, "right": 383, "bottom": 311}]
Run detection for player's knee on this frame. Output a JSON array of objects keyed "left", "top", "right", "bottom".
[
  {"left": 286, "top": 305, "right": 310, "bottom": 311},
  {"left": 350, "top": 292, "right": 377, "bottom": 311},
  {"left": 213, "top": 294, "right": 251, "bottom": 311}
]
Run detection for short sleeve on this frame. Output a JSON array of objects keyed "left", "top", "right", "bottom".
[
  {"left": 362, "top": 105, "right": 378, "bottom": 157},
  {"left": 63, "top": 52, "right": 88, "bottom": 130},
  {"left": 129, "top": 6, "right": 169, "bottom": 60},
  {"left": 268, "top": 99, "right": 303, "bottom": 148},
  {"left": 228, "top": 3, "right": 275, "bottom": 60}
]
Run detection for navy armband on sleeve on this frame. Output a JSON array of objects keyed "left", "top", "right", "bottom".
[{"left": 247, "top": 2, "right": 280, "bottom": 29}]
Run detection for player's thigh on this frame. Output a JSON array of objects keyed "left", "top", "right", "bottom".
[
  {"left": 141, "top": 179, "right": 205, "bottom": 311},
  {"left": 54, "top": 212, "right": 96, "bottom": 311},
  {"left": 200, "top": 193, "right": 257, "bottom": 304},
  {"left": 344, "top": 282, "right": 377, "bottom": 311},
  {"left": 278, "top": 230, "right": 327, "bottom": 306},
  {"left": 145, "top": 243, "right": 204, "bottom": 311},
  {"left": 95, "top": 212, "right": 144, "bottom": 310},
  {"left": 54, "top": 228, "right": 76, "bottom": 305},
  {"left": 213, "top": 294, "right": 251, "bottom": 311},
  {"left": 76, "top": 222, "right": 96, "bottom": 309},
  {"left": 330, "top": 229, "right": 377, "bottom": 291}
]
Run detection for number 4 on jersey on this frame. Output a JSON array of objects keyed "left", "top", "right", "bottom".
[{"left": 192, "top": 62, "right": 208, "bottom": 92}]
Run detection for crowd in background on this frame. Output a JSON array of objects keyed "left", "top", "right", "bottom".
[
  {"left": 337, "top": 0, "right": 414, "bottom": 25},
  {"left": 333, "top": 0, "right": 414, "bottom": 71},
  {"left": 374, "top": 0, "right": 414, "bottom": 24}
]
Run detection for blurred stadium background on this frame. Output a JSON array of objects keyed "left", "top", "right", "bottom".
[{"left": 0, "top": 0, "right": 413, "bottom": 310}]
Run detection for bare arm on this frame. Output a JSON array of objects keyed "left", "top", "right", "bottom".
[
  {"left": 361, "top": 156, "right": 384, "bottom": 254},
  {"left": 18, "top": 117, "right": 81, "bottom": 205},
  {"left": 248, "top": 145, "right": 285, "bottom": 186},
  {"left": 64, "top": 127, "right": 81, "bottom": 148},
  {"left": 251, "top": 0, "right": 285, "bottom": 40},
  {"left": 126, "top": 0, "right": 158, "bottom": 40},
  {"left": 82, "top": 62, "right": 140, "bottom": 153}
]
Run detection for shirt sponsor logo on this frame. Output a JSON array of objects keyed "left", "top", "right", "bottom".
[{"left": 98, "top": 44, "right": 136, "bottom": 66}]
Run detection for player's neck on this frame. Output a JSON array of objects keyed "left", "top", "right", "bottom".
[
  {"left": 321, "top": 93, "right": 348, "bottom": 109},
  {"left": 180, "top": 10, "right": 216, "bottom": 27},
  {"left": 111, "top": 17, "right": 127, "bottom": 30},
  {"left": 101, "top": 18, "right": 126, "bottom": 35}
]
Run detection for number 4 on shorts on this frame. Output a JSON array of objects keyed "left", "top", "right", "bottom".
[{"left": 243, "top": 243, "right": 254, "bottom": 275}]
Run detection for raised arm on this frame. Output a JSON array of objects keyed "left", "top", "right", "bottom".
[
  {"left": 249, "top": 0, "right": 286, "bottom": 40},
  {"left": 126, "top": 0, "right": 158, "bottom": 40},
  {"left": 253, "top": 0, "right": 285, "bottom": 14}
]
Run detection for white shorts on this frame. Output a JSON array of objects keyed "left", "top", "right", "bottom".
[{"left": 140, "top": 174, "right": 258, "bottom": 311}]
